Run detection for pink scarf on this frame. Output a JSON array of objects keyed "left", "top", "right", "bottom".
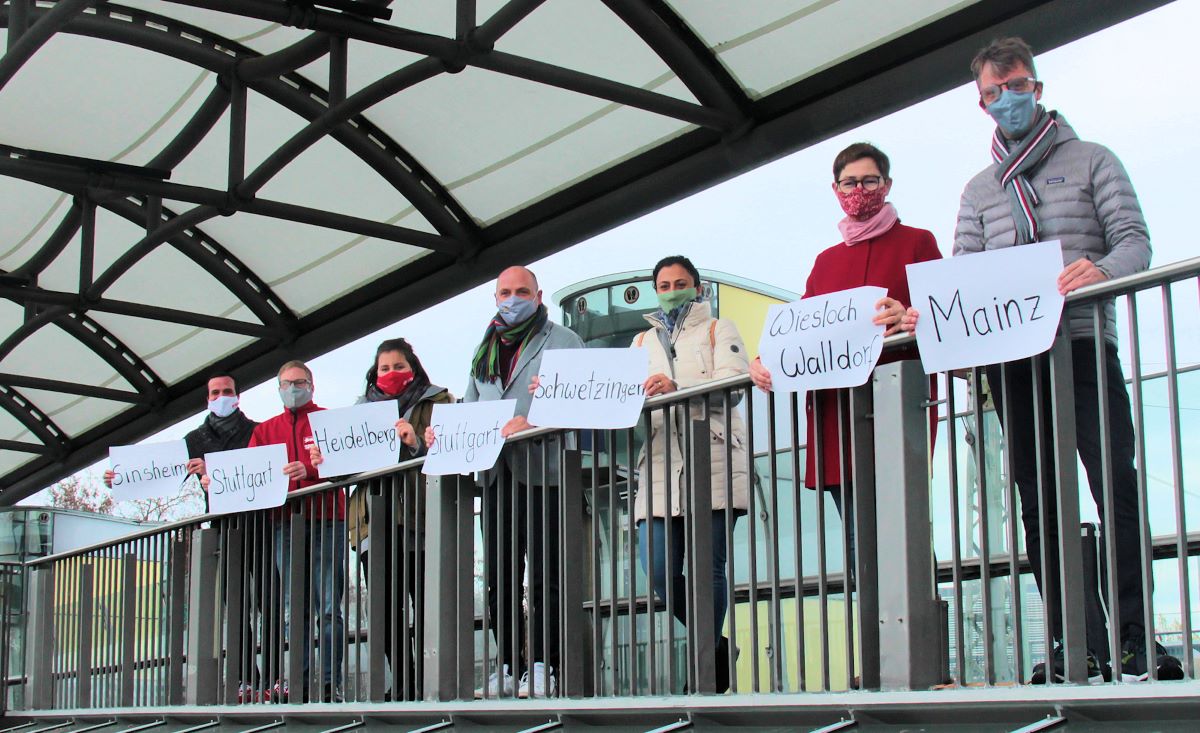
[{"left": 838, "top": 202, "right": 898, "bottom": 246}]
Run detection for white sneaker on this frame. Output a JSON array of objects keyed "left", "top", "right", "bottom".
[
  {"left": 478, "top": 663, "right": 514, "bottom": 697},
  {"left": 518, "top": 662, "right": 556, "bottom": 698}
]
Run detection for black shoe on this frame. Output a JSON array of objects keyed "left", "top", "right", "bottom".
[
  {"left": 715, "top": 637, "right": 731, "bottom": 693},
  {"left": 1029, "top": 643, "right": 1109, "bottom": 684},
  {"left": 322, "top": 683, "right": 343, "bottom": 703},
  {"left": 1120, "top": 631, "right": 1185, "bottom": 681}
]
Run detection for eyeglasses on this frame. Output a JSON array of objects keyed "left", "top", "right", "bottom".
[
  {"left": 836, "top": 176, "right": 884, "bottom": 193},
  {"left": 979, "top": 76, "right": 1039, "bottom": 106},
  {"left": 280, "top": 378, "right": 311, "bottom": 389}
]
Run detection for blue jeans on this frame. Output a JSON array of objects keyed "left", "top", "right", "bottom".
[
  {"left": 275, "top": 519, "right": 346, "bottom": 687},
  {"left": 637, "top": 512, "right": 733, "bottom": 640}
]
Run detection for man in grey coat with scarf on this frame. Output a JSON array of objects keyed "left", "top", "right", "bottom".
[
  {"left": 945, "top": 37, "right": 1180, "bottom": 684},
  {"left": 454, "top": 265, "right": 583, "bottom": 698}
]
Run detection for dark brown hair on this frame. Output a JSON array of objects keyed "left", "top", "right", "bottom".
[
  {"left": 366, "top": 338, "right": 429, "bottom": 392},
  {"left": 832, "top": 142, "right": 890, "bottom": 182},
  {"left": 970, "top": 37, "right": 1037, "bottom": 82},
  {"left": 651, "top": 255, "right": 701, "bottom": 289}
]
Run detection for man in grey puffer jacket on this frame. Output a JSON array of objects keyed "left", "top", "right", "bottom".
[{"left": 954, "top": 37, "right": 1180, "bottom": 684}]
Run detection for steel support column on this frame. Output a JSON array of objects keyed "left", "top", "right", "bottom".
[{"left": 872, "top": 360, "right": 946, "bottom": 690}]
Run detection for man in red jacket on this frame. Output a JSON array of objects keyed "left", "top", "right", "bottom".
[{"left": 249, "top": 360, "right": 345, "bottom": 703}]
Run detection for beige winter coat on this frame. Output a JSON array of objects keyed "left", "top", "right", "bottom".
[{"left": 632, "top": 301, "right": 751, "bottom": 520}]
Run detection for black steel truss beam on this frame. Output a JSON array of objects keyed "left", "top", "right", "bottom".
[
  {"left": 0, "top": 0, "right": 88, "bottom": 91},
  {"left": 0, "top": 156, "right": 462, "bottom": 255},
  {"left": 0, "top": 373, "right": 146, "bottom": 404},
  {"left": 0, "top": 283, "right": 278, "bottom": 338},
  {"left": 601, "top": 0, "right": 750, "bottom": 120},
  {"left": 0, "top": 385, "right": 69, "bottom": 458},
  {"left": 469, "top": 0, "right": 543, "bottom": 48},
  {"left": 0, "top": 438, "right": 49, "bottom": 455}
]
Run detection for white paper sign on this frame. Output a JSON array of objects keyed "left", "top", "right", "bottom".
[
  {"left": 422, "top": 400, "right": 517, "bottom": 476},
  {"left": 907, "top": 240, "right": 1066, "bottom": 374},
  {"left": 307, "top": 400, "right": 400, "bottom": 477},
  {"left": 757, "top": 286, "right": 888, "bottom": 394},
  {"left": 527, "top": 348, "right": 648, "bottom": 429},
  {"left": 109, "top": 440, "right": 191, "bottom": 501},
  {"left": 205, "top": 443, "right": 290, "bottom": 515}
]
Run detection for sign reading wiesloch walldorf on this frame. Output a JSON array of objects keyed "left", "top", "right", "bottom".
[{"left": 757, "top": 286, "right": 887, "bottom": 393}]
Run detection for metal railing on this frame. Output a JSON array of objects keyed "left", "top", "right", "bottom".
[{"left": 6, "top": 255, "right": 1198, "bottom": 711}]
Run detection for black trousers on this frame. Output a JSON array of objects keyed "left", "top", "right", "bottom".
[
  {"left": 986, "top": 339, "right": 1145, "bottom": 648},
  {"left": 484, "top": 469, "right": 561, "bottom": 671}
]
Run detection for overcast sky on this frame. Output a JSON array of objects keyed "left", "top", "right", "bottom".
[{"left": 24, "top": 0, "right": 1200, "bottom": 502}]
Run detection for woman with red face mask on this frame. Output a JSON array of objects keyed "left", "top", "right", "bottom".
[
  {"left": 311, "top": 337, "right": 452, "bottom": 700},
  {"left": 749, "top": 142, "right": 941, "bottom": 571}
]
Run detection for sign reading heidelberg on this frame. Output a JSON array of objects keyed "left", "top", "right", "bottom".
[
  {"left": 757, "top": 286, "right": 887, "bottom": 393},
  {"left": 308, "top": 400, "right": 400, "bottom": 477},
  {"left": 906, "top": 240, "right": 1065, "bottom": 374},
  {"left": 527, "top": 348, "right": 648, "bottom": 429},
  {"left": 109, "top": 440, "right": 190, "bottom": 501},
  {"left": 205, "top": 443, "right": 290, "bottom": 515}
]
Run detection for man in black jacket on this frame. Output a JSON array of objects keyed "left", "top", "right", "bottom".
[{"left": 104, "top": 373, "right": 258, "bottom": 507}]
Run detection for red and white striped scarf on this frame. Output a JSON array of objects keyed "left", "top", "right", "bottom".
[{"left": 991, "top": 107, "right": 1059, "bottom": 244}]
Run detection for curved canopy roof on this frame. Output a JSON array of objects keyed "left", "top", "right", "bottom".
[{"left": 0, "top": 0, "right": 1168, "bottom": 502}]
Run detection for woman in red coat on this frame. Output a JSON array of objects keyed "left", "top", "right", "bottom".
[{"left": 750, "top": 142, "right": 941, "bottom": 559}]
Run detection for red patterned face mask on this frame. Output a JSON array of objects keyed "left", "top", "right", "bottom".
[
  {"left": 836, "top": 186, "right": 888, "bottom": 219},
  {"left": 376, "top": 369, "right": 414, "bottom": 396}
]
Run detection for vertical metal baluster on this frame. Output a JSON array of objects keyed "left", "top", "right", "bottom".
[
  {"left": 607, "top": 429, "right": 619, "bottom": 695},
  {"left": 1028, "top": 351, "right": 1058, "bottom": 681},
  {"left": 996, "top": 365, "right": 1025, "bottom": 683},
  {"left": 947, "top": 374, "right": 966, "bottom": 683},
  {"left": 724, "top": 389, "right": 738, "bottom": 695},
  {"left": 744, "top": 385, "right": 761, "bottom": 693},
  {"left": 663, "top": 402, "right": 675, "bottom": 694},
  {"left": 542, "top": 438, "right": 552, "bottom": 698},
  {"left": 766, "top": 388, "right": 782, "bottom": 691},
  {"left": 972, "top": 367, "right": 995, "bottom": 685},
  {"left": 812, "top": 391, "right": 829, "bottom": 692},
  {"left": 588, "top": 428, "right": 601, "bottom": 696},
  {"left": 789, "top": 392, "right": 804, "bottom": 692},
  {"left": 1162, "top": 283, "right": 1192, "bottom": 678},
  {"left": 482, "top": 468, "right": 493, "bottom": 700},
  {"left": 838, "top": 390, "right": 853, "bottom": 691},
  {"left": 682, "top": 403, "right": 695, "bottom": 693},
  {"left": 1126, "top": 292, "right": 1156, "bottom": 680},
  {"left": 518, "top": 441, "right": 528, "bottom": 700},
  {"left": 625, "top": 426, "right": 639, "bottom": 696},
  {"left": 645, "top": 408, "right": 657, "bottom": 695},
  {"left": 1091, "top": 301, "right": 1123, "bottom": 679},
  {"left": 396, "top": 474, "right": 407, "bottom": 702}
]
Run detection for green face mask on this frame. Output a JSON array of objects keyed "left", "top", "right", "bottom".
[{"left": 657, "top": 287, "right": 697, "bottom": 312}]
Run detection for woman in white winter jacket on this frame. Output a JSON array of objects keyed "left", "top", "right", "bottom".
[{"left": 634, "top": 255, "right": 750, "bottom": 692}]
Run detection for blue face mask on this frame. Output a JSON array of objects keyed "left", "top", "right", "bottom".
[
  {"left": 986, "top": 89, "right": 1037, "bottom": 138},
  {"left": 497, "top": 295, "right": 538, "bottom": 325}
]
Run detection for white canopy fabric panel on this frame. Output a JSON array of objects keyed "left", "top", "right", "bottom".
[{"left": 0, "top": 0, "right": 1169, "bottom": 500}]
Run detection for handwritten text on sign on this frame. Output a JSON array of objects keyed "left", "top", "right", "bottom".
[
  {"left": 205, "top": 443, "right": 290, "bottom": 515},
  {"left": 422, "top": 400, "right": 517, "bottom": 476},
  {"left": 308, "top": 400, "right": 400, "bottom": 477},
  {"left": 757, "top": 286, "right": 887, "bottom": 393},
  {"left": 528, "top": 348, "right": 648, "bottom": 429},
  {"left": 109, "top": 440, "right": 190, "bottom": 501},
  {"left": 906, "top": 240, "right": 1065, "bottom": 374}
]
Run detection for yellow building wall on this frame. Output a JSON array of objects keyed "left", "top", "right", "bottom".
[{"left": 716, "top": 286, "right": 787, "bottom": 360}]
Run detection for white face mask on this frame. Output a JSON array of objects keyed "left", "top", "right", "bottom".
[{"left": 208, "top": 395, "right": 239, "bottom": 418}]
